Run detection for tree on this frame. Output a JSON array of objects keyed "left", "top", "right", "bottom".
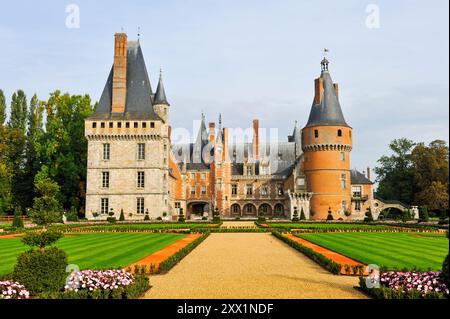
[
  {"left": 38, "top": 91, "right": 93, "bottom": 214},
  {"left": 30, "top": 166, "right": 62, "bottom": 225},
  {"left": 0, "top": 162, "right": 13, "bottom": 215},
  {"left": 299, "top": 207, "right": 306, "bottom": 220},
  {"left": 411, "top": 140, "right": 449, "bottom": 212},
  {"left": 375, "top": 138, "right": 415, "bottom": 205},
  {"left": 119, "top": 209, "right": 125, "bottom": 221},
  {"left": 0, "top": 89, "right": 6, "bottom": 125},
  {"left": 364, "top": 207, "right": 374, "bottom": 222},
  {"left": 12, "top": 209, "right": 24, "bottom": 228},
  {"left": 8, "top": 90, "right": 28, "bottom": 131},
  {"left": 419, "top": 206, "right": 430, "bottom": 222}
]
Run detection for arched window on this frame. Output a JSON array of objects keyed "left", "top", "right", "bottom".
[
  {"left": 338, "top": 129, "right": 342, "bottom": 137},
  {"left": 274, "top": 204, "right": 285, "bottom": 216},
  {"left": 231, "top": 204, "right": 241, "bottom": 215}
]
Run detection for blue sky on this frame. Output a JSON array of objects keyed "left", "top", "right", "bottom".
[{"left": 0, "top": 0, "right": 448, "bottom": 179}]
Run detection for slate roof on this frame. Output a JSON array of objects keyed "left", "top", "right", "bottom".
[
  {"left": 305, "top": 69, "right": 349, "bottom": 128},
  {"left": 88, "top": 41, "right": 161, "bottom": 121},
  {"left": 154, "top": 71, "right": 169, "bottom": 105},
  {"left": 350, "top": 169, "right": 373, "bottom": 184}
]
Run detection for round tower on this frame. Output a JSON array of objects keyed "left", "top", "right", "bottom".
[{"left": 301, "top": 57, "right": 352, "bottom": 220}]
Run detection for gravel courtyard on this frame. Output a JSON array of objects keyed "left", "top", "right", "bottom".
[{"left": 145, "top": 233, "right": 366, "bottom": 299}]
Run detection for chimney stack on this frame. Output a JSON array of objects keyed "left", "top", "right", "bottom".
[
  {"left": 112, "top": 33, "right": 128, "bottom": 113},
  {"left": 209, "top": 122, "right": 215, "bottom": 146},
  {"left": 253, "top": 119, "right": 259, "bottom": 161},
  {"left": 314, "top": 77, "right": 324, "bottom": 105},
  {"left": 367, "top": 167, "right": 371, "bottom": 181}
]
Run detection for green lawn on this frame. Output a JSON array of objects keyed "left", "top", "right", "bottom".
[
  {"left": 0, "top": 233, "right": 185, "bottom": 276},
  {"left": 296, "top": 232, "right": 449, "bottom": 271}
]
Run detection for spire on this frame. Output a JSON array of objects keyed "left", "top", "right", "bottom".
[
  {"left": 193, "top": 114, "right": 209, "bottom": 164},
  {"left": 154, "top": 68, "right": 170, "bottom": 105},
  {"left": 305, "top": 55, "right": 349, "bottom": 128}
]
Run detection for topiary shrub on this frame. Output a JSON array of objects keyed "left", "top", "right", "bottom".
[
  {"left": 13, "top": 230, "right": 67, "bottom": 295},
  {"left": 144, "top": 214, "right": 150, "bottom": 221},
  {"left": 178, "top": 208, "right": 186, "bottom": 223},
  {"left": 299, "top": 207, "right": 306, "bottom": 220},
  {"left": 326, "top": 208, "right": 334, "bottom": 221},
  {"left": 107, "top": 217, "right": 116, "bottom": 224},
  {"left": 156, "top": 216, "right": 162, "bottom": 221},
  {"left": 292, "top": 207, "right": 299, "bottom": 222},
  {"left": 119, "top": 209, "right": 125, "bottom": 221},
  {"left": 419, "top": 206, "right": 429, "bottom": 222},
  {"left": 364, "top": 207, "right": 374, "bottom": 223},
  {"left": 212, "top": 208, "right": 220, "bottom": 223},
  {"left": 12, "top": 210, "right": 24, "bottom": 229}
]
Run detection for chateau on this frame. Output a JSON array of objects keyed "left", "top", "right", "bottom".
[{"left": 85, "top": 33, "right": 408, "bottom": 221}]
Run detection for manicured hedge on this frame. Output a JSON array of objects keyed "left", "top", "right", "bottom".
[
  {"left": 271, "top": 231, "right": 342, "bottom": 275},
  {"left": 157, "top": 232, "right": 210, "bottom": 274}
]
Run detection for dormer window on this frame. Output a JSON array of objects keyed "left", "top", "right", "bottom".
[
  {"left": 92, "top": 122, "right": 97, "bottom": 128},
  {"left": 101, "top": 122, "right": 105, "bottom": 128},
  {"left": 109, "top": 122, "right": 113, "bottom": 128},
  {"left": 246, "top": 165, "right": 253, "bottom": 176}
]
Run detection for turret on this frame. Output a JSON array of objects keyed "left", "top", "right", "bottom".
[
  {"left": 301, "top": 55, "right": 353, "bottom": 220},
  {"left": 154, "top": 69, "right": 170, "bottom": 123}
]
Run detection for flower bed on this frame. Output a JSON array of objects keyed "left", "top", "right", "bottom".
[
  {"left": 359, "top": 271, "right": 449, "bottom": 299},
  {"left": 0, "top": 280, "right": 30, "bottom": 299},
  {"left": 39, "top": 268, "right": 149, "bottom": 299}
]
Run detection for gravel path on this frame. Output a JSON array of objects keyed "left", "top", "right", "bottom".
[{"left": 144, "top": 233, "right": 366, "bottom": 299}]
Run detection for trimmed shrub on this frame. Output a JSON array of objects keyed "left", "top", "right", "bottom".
[
  {"left": 212, "top": 208, "right": 221, "bottom": 223},
  {"left": 65, "top": 207, "right": 79, "bottom": 222},
  {"left": 178, "top": 208, "right": 186, "bottom": 223},
  {"left": 144, "top": 215, "right": 150, "bottom": 221},
  {"left": 292, "top": 207, "right": 299, "bottom": 222},
  {"left": 107, "top": 217, "right": 117, "bottom": 224},
  {"left": 419, "top": 206, "right": 429, "bottom": 222},
  {"left": 299, "top": 207, "right": 306, "bottom": 220},
  {"left": 13, "top": 247, "right": 67, "bottom": 295},
  {"left": 326, "top": 209, "right": 334, "bottom": 221},
  {"left": 119, "top": 209, "right": 125, "bottom": 221},
  {"left": 12, "top": 210, "right": 24, "bottom": 229},
  {"left": 364, "top": 207, "right": 374, "bottom": 223},
  {"left": 21, "top": 230, "right": 63, "bottom": 249}
]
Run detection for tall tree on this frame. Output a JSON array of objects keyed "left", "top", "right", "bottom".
[
  {"left": 6, "top": 90, "right": 28, "bottom": 211},
  {"left": 411, "top": 140, "right": 449, "bottom": 212},
  {"left": 374, "top": 138, "right": 416, "bottom": 204},
  {"left": 38, "top": 91, "right": 93, "bottom": 214},
  {"left": 0, "top": 89, "right": 6, "bottom": 125},
  {"left": 22, "top": 94, "right": 44, "bottom": 208}
]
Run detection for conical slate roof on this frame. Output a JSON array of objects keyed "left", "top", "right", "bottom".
[
  {"left": 89, "top": 41, "right": 161, "bottom": 120},
  {"left": 192, "top": 115, "right": 210, "bottom": 165},
  {"left": 305, "top": 69, "right": 349, "bottom": 128},
  {"left": 154, "top": 71, "right": 169, "bottom": 105}
]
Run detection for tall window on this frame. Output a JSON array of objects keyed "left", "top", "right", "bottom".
[
  {"left": 201, "top": 173, "right": 207, "bottom": 179},
  {"left": 103, "top": 144, "right": 110, "bottom": 160},
  {"left": 246, "top": 165, "right": 253, "bottom": 176},
  {"left": 261, "top": 165, "right": 269, "bottom": 175},
  {"left": 138, "top": 143, "right": 145, "bottom": 160},
  {"left": 102, "top": 172, "right": 110, "bottom": 188},
  {"left": 277, "top": 185, "right": 284, "bottom": 196},
  {"left": 340, "top": 173, "right": 347, "bottom": 189},
  {"left": 201, "top": 185, "right": 207, "bottom": 195},
  {"left": 101, "top": 198, "right": 109, "bottom": 215},
  {"left": 314, "top": 130, "right": 319, "bottom": 138},
  {"left": 338, "top": 129, "right": 342, "bottom": 137},
  {"left": 246, "top": 184, "right": 253, "bottom": 196},
  {"left": 340, "top": 152, "right": 345, "bottom": 161},
  {"left": 341, "top": 200, "right": 347, "bottom": 211},
  {"left": 137, "top": 171, "right": 145, "bottom": 188},
  {"left": 355, "top": 201, "right": 361, "bottom": 211},
  {"left": 231, "top": 184, "right": 238, "bottom": 196},
  {"left": 191, "top": 186, "right": 196, "bottom": 195},
  {"left": 261, "top": 185, "right": 269, "bottom": 197},
  {"left": 136, "top": 197, "right": 144, "bottom": 214},
  {"left": 352, "top": 186, "right": 362, "bottom": 197}
]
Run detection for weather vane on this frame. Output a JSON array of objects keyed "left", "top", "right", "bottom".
[
  {"left": 324, "top": 48, "right": 329, "bottom": 58},
  {"left": 138, "top": 26, "right": 141, "bottom": 40}
]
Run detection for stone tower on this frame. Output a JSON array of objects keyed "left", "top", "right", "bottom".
[
  {"left": 301, "top": 57, "right": 353, "bottom": 220},
  {"left": 84, "top": 33, "right": 170, "bottom": 220}
]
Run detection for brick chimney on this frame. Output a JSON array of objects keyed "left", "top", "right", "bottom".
[
  {"left": 314, "top": 77, "right": 324, "bottom": 105},
  {"left": 253, "top": 119, "right": 259, "bottom": 161},
  {"left": 209, "top": 122, "right": 215, "bottom": 146},
  {"left": 112, "top": 33, "right": 128, "bottom": 113},
  {"left": 367, "top": 167, "right": 371, "bottom": 181}
]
